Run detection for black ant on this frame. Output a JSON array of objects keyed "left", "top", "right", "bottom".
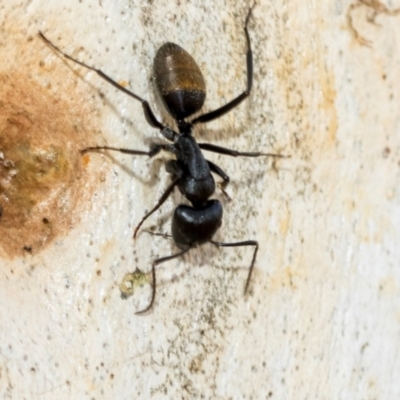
[{"left": 39, "top": 5, "right": 288, "bottom": 314}]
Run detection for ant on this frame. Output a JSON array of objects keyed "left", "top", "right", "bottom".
[{"left": 39, "top": 5, "right": 288, "bottom": 314}]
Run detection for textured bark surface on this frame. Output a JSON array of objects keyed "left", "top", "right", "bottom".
[{"left": 0, "top": 0, "right": 399, "bottom": 398}]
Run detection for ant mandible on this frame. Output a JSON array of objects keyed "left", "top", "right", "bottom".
[{"left": 39, "top": 4, "right": 288, "bottom": 314}]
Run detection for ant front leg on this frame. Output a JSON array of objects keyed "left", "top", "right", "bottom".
[
  {"left": 207, "top": 160, "right": 231, "bottom": 200},
  {"left": 133, "top": 176, "right": 180, "bottom": 239},
  {"left": 207, "top": 160, "right": 230, "bottom": 187},
  {"left": 80, "top": 141, "right": 179, "bottom": 238},
  {"left": 135, "top": 247, "right": 191, "bottom": 314},
  {"left": 210, "top": 239, "right": 259, "bottom": 294},
  {"left": 133, "top": 154, "right": 186, "bottom": 238}
]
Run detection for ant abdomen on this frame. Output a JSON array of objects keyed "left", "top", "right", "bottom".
[{"left": 153, "top": 42, "right": 206, "bottom": 120}]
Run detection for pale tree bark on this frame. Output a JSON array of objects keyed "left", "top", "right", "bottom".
[{"left": 0, "top": 0, "right": 399, "bottom": 398}]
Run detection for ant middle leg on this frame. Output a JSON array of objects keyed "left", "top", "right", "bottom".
[
  {"left": 81, "top": 143, "right": 172, "bottom": 157},
  {"left": 210, "top": 239, "right": 259, "bottom": 294},
  {"left": 200, "top": 143, "right": 290, "bottom": 159}
]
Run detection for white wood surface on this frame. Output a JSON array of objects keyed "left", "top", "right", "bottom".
[{"left": 0, "top": 0, "right": 399, "bottom": 398}]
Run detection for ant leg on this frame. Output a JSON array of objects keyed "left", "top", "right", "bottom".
[
  {"left": 210, "top": 239, "right": 258, "bottom": 294},
  {"left": 81, "top": 143, "right": 172, "bottom": 157},
  {"left": 190, "top": 5, "right": 255, "bottom": 125},
  {"left": 165, "top": 159, "right": 183, "bottom": 177},
  {"left": 207, "top": 160, "right": 231, "bottom": 200},
  {"left": 133, "top": 176, "right": 180, "bottom": 238},
  {"left": 135, "top": 247, "right": 191, "bottom": 314},
  {"left": 39, "top": 31, "right": 165, "bottom": 130},
  {"left": 200, "top": 143, "right": 290, "bottom": 158},
  {"left": 207, "top": 160, "right": 230, "bottom": 187}
]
